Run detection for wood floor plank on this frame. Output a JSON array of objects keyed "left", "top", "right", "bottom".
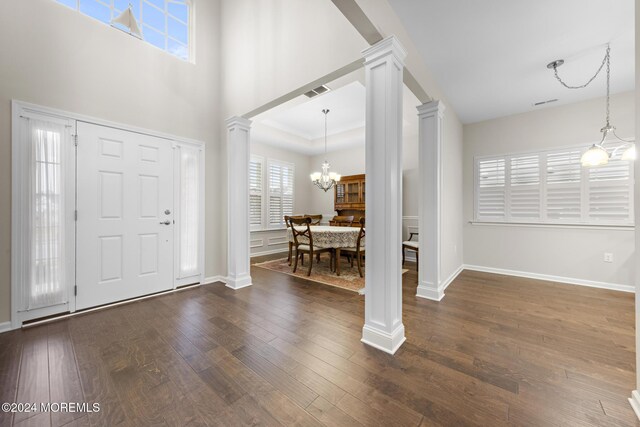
[
  {"left": 1, "top": 255, "right": 637, "bottom": 426},
  {"left": 0, "top": 329, "right": 25, "bottom": 427},
  {"left": 231, "top": 345, "right": 319, "bottom": 408},
  {"left": 13, "top": 326, "right": 50, "bottom": 425},
  {"left": 47, "top": 321, "right": 86, "bottom": 427}
]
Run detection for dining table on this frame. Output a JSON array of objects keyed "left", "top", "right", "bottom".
[{"left": 286, "top": 225, "right": 362, "bottom": 276}]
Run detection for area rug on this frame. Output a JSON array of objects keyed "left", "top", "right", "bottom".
[{"left": 253, "top": 257, "right": 409, "bottom": 294}]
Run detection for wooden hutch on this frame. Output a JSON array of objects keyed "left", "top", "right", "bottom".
[{"left": 330, "top": 174, "right": 365, "bottom": 226}]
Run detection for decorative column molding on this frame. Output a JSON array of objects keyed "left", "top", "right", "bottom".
[
  {"left": 226, "top": 116, "right": 252, "bottom": 290},
  {"left": 416, "top": 100, "right": 446, "bottom": 301},
  {"left": 361, "top": 36, "right": 407, "bottom": 355}
]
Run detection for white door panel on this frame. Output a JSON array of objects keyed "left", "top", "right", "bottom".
[{"left": 76, "top": 122, "right": 173, "bottom": 310}]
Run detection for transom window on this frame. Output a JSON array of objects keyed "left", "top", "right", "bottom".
[
  {"left": 475, "top": 145, "right": 635, "bottom": 226},
  {"left": 55, "top": 0, "right": 191, "bottom": 61}
]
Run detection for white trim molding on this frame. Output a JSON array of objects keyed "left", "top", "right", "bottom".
[
  {"left": 463, "top": 264, "right": 634, "bottom": 293},
  {"left": 203, "top": 276, "right": 227, "bottom": 285},
  {"left": 361, "top": 36, "right": 407, "bottom": 355},
  {"left": 361, "top": 324, "right": 406, "bottom": 355},
  {"left": 250, "top": 248, "right": 289, "bottom": 258},
  {"left": 416, "top": 100, "right": 446, "bottom": 301},
  {"left": 0, "top": 321, "right": 13, "bottom": 334},
  {"left": 442, "top": 265, "right": 464, "bottom": 291},
  {"left": 226, "top": 116, "right": 253, "bottom": 291},
  {"left": 629, "top": 391, "right": 640, "bottom": 420},
  {"left": 469, "top": 221, "right": 634, "bottom": 231}
]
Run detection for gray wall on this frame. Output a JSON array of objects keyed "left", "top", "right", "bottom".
[
  {"left": 0, "top": 0, "right": 221, "bottom": 323},
  {"left": 463, "top": 91, "right": 636, "bottom": 288}
]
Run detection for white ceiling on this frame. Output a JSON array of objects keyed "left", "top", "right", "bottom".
[
  {"left": 252, "top": 74, "right": 421, "bottom": 156},
  {"left": 388, "top": 0, "right": 635, "bottom": 123},
  {"left": 262, "top": 81, "right": 366, "bottom": 140}
]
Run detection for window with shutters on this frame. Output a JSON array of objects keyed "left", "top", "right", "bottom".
[
  {"left": 476, "top": 158, "right": 506, "bottom": 219},
  {"left": 267, "top": 160, "right": 295, "bottom": 229},
  {"left": 474, "top": 145, "right": 634, "bottom": 226},
  {"left": 249, "top": 156, "right": 264, "bottom": 231}
]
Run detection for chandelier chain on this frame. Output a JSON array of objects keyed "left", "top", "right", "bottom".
[
  {"left": 552, "top": 45, "right": 610, "bottom": 90},
  {"left": 323, "top": 109, "right": 328, "bottom": 155},
  {"left": 605, "top": 46, "right": 610, "bottom": 127}
]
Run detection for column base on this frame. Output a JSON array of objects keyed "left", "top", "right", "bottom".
[
  {"left": 225, "top": 274, "right": 252, "bottom": 290},
  {"left": 416, "top": 281, "right": 445, "bottom": 301},
  {"left": 629, "top": 390, "right": 640, "bottom": 420},
  {"left": 361, "top": 323, "right": 406, "bottom": 355}
]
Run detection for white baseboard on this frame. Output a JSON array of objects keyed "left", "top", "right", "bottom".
[
  {"left": 416, "top": 264, "right": 464, "bottom": 301},
  {"left": 404, "top": 252, "right": 417, "bottom": 263},
  {"left": 203, "top": 276, "right": 227, "bottom": 285},
  {"left": 416, "top": 283, "right": 444, "bottom": 301},
  {"left": 361, "top": 324, "right": 406, "bottom": 355},
  {"left": 463, "top": 264, "right": 634, "bottom": 293},
  {"left": 629, "top": 390, "right": 640, "bottom": 420},
  {"left": 250, "top": 248, "right": 289, "bottom": 258},
  {"left": 225, "top": 273, "right": 252, "bottom": 290},
  {"left": 0, "top": 321, "right": 13, "bottom": 334},
  {"left": 442, "top": 265, "right": 464, "bottom": 291}
]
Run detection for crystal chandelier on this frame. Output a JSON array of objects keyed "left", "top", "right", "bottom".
[
  {"left": 310, "top": 109, "right": 341, "bottom": 191},
  {"left": 547, "top": 45, "right": 635, "bottom": 167}
]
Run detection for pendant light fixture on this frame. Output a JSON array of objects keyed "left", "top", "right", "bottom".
[
  {"left": 310, "top": 109, "right": 341, "bottom": 191},
  {"left": 547, "top": 45, "right": 635, "bottom": 166}
]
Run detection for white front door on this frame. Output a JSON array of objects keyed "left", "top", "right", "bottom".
[{"left": 76, "top": 122, "right": 174, "bottom": 310}]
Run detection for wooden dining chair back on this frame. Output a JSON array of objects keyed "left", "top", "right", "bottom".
[
  {"left": 332, "top": 215, "right": 354, "bottom": 227},
  {"left": 288, "top": 216, "right": 333, "bottom": 276},
  {"left": 402, "top": 231, "right": 419, "bottom": 271},
  {"left": 289, "top": 216, "right": 312, "bottom": 246},
  {"left": 304, "top": 214, "right": 323, "bottom": 225},
  {"left": 342, "top": 217, "right": 366, "bottom": 277},
  {"left": 285, "top": 215, "right": 305, "bottom": 265}
]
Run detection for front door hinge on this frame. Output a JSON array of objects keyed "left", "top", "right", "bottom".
[
  {"left": 73, "top": 134, "right": 78, "bottom": 147},
  {"left": 74, "top": 210, "right": 78, "bottom": 221},
  {"left": 74, "top": 285, "right": 77, "bottom": 296}
]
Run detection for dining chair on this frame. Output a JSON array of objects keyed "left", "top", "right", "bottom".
[
  {"left": 285, "top": 215, "right": 305, "bottom": 265},
  {"left": 304, "top": 214, "right": 323, "bottom": 225},
  {"left": 289, "top": 216, "right": 333, "bottom": 276},
  {"left": 402, "top": 232, "right": 419, "bottom": 271},
  {"left": 332, "top": 215, "right": 354, "bottom": 227},
  {"left": 341, "top": 218, "right": 365, "bottom": 277}
]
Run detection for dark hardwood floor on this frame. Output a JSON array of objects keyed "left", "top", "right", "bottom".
[{"left": 1, "top": 254, "right": 638, "bottom": 426}]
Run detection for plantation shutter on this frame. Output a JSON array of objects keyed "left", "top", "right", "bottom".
[
  {"left": 509, "top": 155, "right": 541, "bottom": 220},
  {"left": 587, "top": 155, "right": 633, "bottom": 224},
  {"left": 249, "top": 157, "right": 263, "bottom": 229},
  {"left": 476, "top": 158, "right": 506, "bottom": 220},
  {"left": 268, "top": 161, "right": 295, "bottom": 228},
  {"left": 545, "top": 150, "right": 582, "bottom": 222},
  {"left": 281, "top": 164, "right": 294, "bottom": 221}
]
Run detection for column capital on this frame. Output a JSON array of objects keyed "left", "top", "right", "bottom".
[
  {"left": 417, "top": 100, "right": 446, "bottom": 118},
  {"left": 362, "top": 35, "right": 407, "bottom": 66},
  {"left": 225, "top": 116, "right": 252, "bottom": 130}
]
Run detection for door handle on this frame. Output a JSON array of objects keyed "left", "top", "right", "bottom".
[{"left": 159, "top": 220, "right": 171, "bottom": 225}]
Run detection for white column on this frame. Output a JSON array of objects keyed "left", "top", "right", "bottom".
[
  {"left": 629, "top": 4, "right": 640, "bottom": 418},
  {"left": 361, "top": 36, "right": 407, "bottom": 355},
  {"left": 226, "top": 117, "right": 252, "bottom": 290},
  {"left": 416, "top": 101, "right": 445, "bottom": 301}
]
